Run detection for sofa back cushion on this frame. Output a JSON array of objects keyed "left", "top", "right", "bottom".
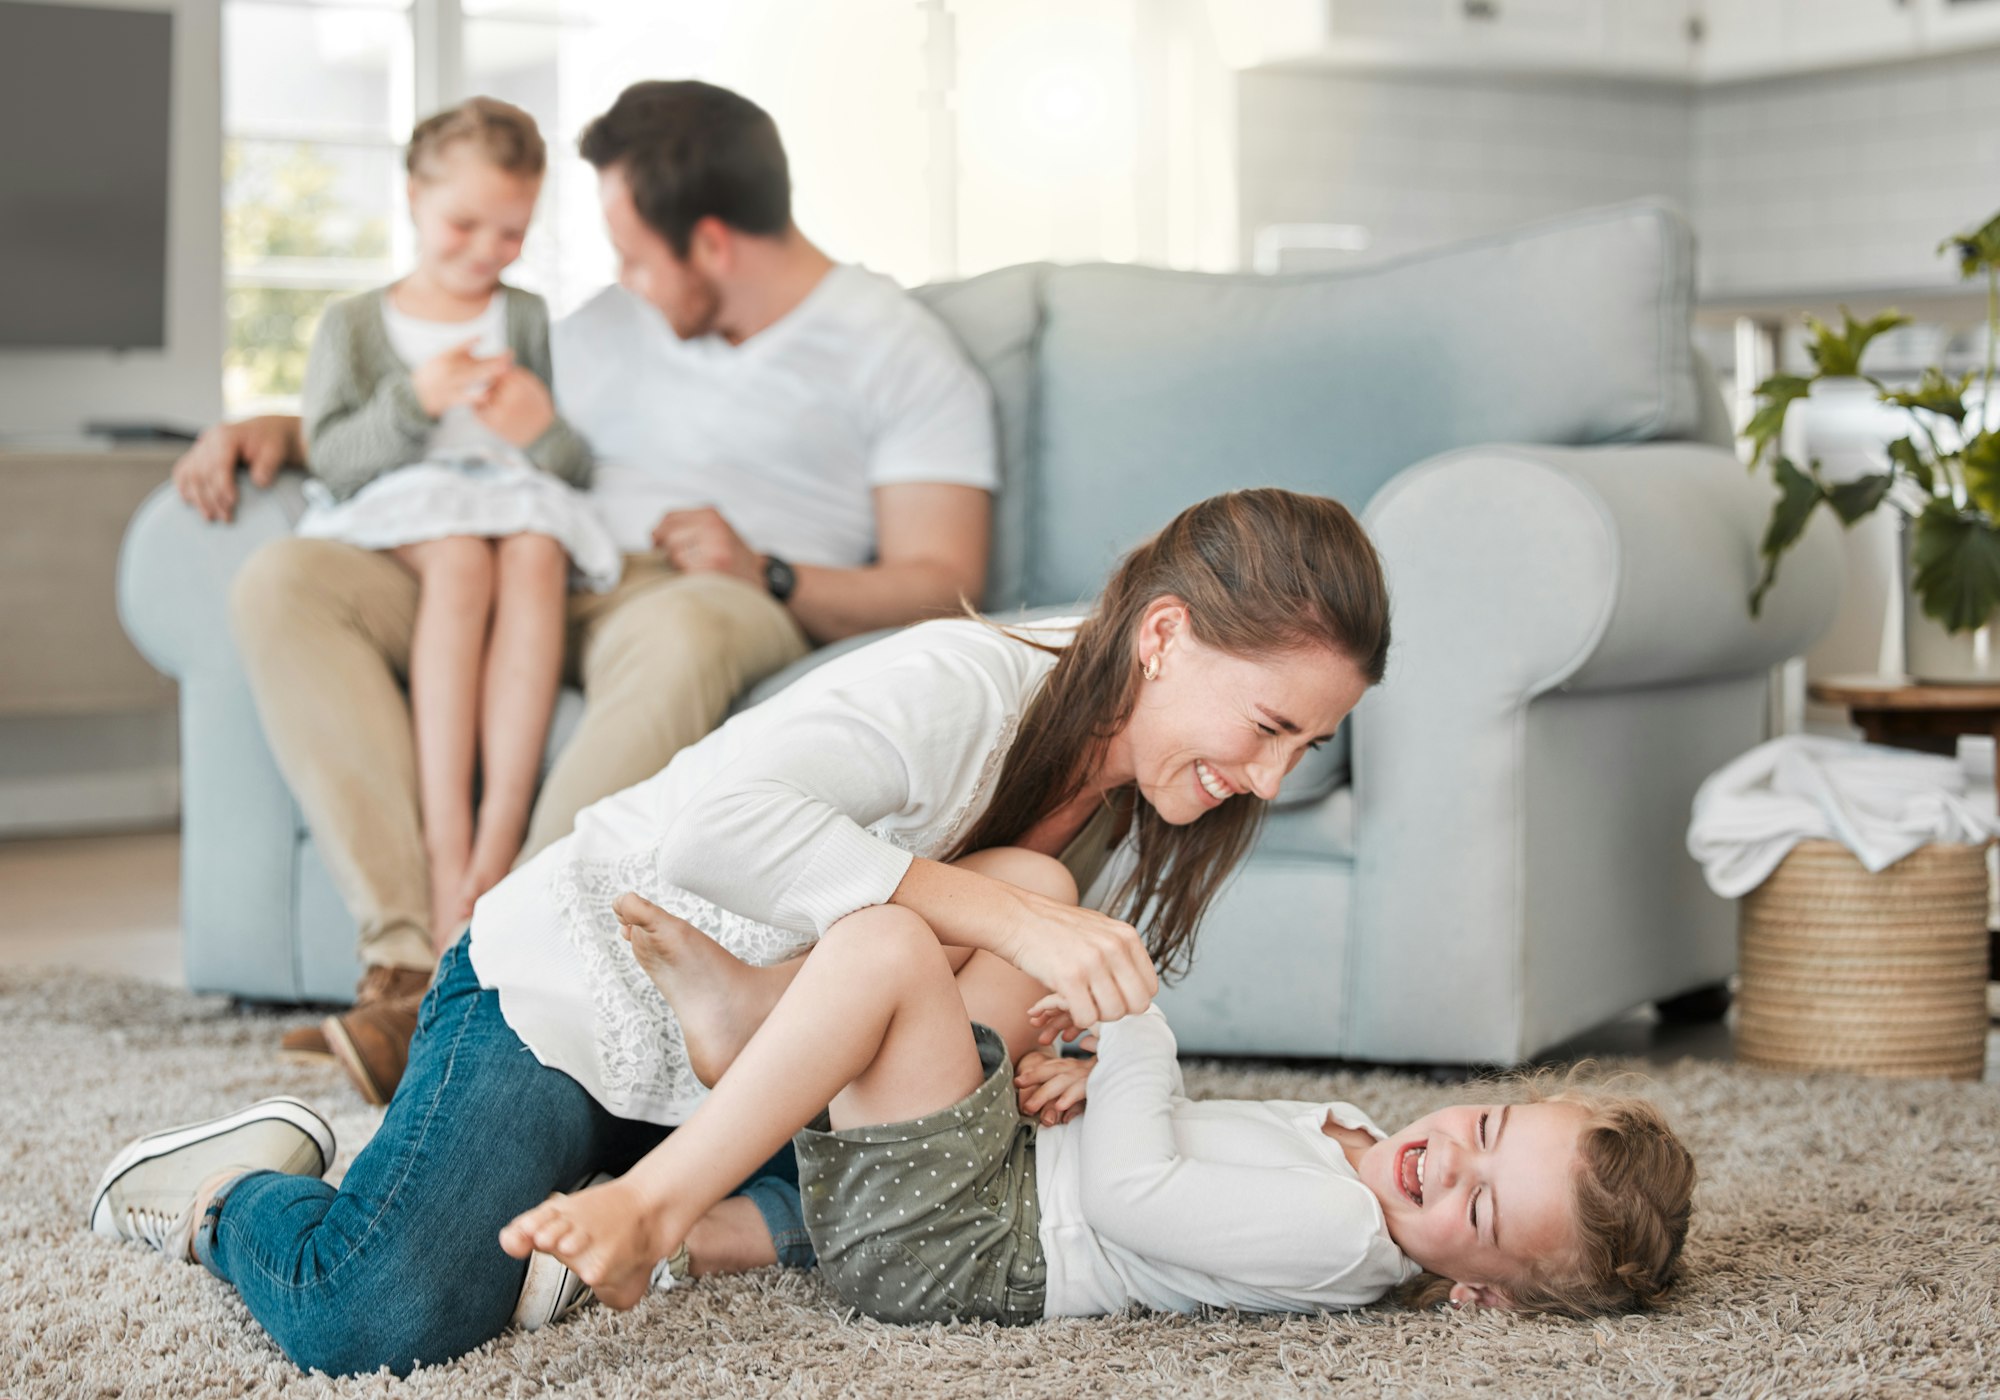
[
  {"left": 912, "top": 262, "right": 1047, "bottom": 612},
  {"left": 1020, "top": 200, "right": 1700, "bottom": 605}
]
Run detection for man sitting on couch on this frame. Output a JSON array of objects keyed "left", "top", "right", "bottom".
[{"left": 170, "top": 80, "right": 997, "bottom": 1104}]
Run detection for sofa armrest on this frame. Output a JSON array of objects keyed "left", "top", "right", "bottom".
[
  {"left": 1344, "top": 441, "right": 1841, "bottom": 1059},
  {"left": 1362, "top": 441, "right": 1838, "bottom": 703},
  {"left": 117, "top": 472, "right": 317, "bottom": 999},
  {"left": 117, "top": 473, "right": 306, "bottom": 679}
]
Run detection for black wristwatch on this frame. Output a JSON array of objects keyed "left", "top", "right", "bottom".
[{"left": 762, "top": 553, "right": 797, "bottom": 602}]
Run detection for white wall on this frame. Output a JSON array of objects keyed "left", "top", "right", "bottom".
[
  {"left": 1693, "top": 49, "right": 2000, "bottom": 296},
  {"left": 0, "top": 0, "right": 222, "bottom": 437},
  {"left": 1238, "top": 48, "right": 2000, "bottom": 298},
  {"left": 1237, "top": 69, "right": 1693, "bottom": 271}
]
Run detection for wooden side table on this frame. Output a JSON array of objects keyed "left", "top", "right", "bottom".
[
  {"left": 1808, "top": 675, "right": 2000, "bottom": 983},
  {"left": 1809, "top": 676, "right": 2000, "bottom": 768}
]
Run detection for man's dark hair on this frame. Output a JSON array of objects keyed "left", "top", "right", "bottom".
[{"left": 578, "top": 80, "right": 791, "bottom": 256}]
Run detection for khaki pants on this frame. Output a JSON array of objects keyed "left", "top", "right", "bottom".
[{"left": 229, "top": 543, "right": 810, "bottom": 972}]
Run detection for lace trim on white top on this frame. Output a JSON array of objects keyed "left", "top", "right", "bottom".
[{"left": 546, "top": 707, "right": 1026, "bottom": 1121}]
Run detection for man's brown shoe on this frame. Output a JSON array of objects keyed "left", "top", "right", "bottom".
[
  {"left": 278, "top": 1023, "right": 333, "bottom": 1060},
  {"left": 321, "top": 965, "right": 432, "bottom": 1106}
]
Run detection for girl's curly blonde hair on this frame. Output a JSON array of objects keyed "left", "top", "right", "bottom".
[{"left": 1401, "top": 1067, "right": 1695, "bottom": 1317}]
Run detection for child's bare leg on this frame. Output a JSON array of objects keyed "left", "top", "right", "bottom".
[
  {"left": 464, "top": 532, "right": 567, "bottom": 906},
  {"left": 392, "top": 537, "right": 496, "bottom": 951},
  {"left": 618, "top": 846, "right": 1072, "bottom": 1086},
  {"left": 944, "top": 848, "right": 1077, "bottom": 1063},
  {"left": 501, "top": 905, "right": 981, "bottom": 1307},
  {"left": 681, "top": 1196, "right": 780, "bottom": 1276},
  {"left": 617, "top": 893, "right": 805, "bottom": 1089}
]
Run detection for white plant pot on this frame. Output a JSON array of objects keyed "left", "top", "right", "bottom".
[
  {"left": 1903, "top": 523, "right": 2000, "bottom": 682},
  {"left": 1904, "top": 600, "right": 2000, "bottom": 681}
]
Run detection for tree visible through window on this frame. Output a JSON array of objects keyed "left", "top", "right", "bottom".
[
  {"left": 224, "top": 141, "right": 390, "bottom": 405},
  {"left": 218, "top": 1, "right": 1237, "bottom": 413},
  {"left": 221, "top": 0, "right": 408, "bottom": 413}
]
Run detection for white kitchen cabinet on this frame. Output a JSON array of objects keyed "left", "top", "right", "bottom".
[
  {"left": 1456, "top": 0, "right": 1601, "bottom": 62},
  {"left": 1219, "top": 0, "right": 1980, "bottom": 79},
  {"left": 1324, "top": 0, "right": 1459, "bottom": 45},
  {"left": 1222, "top": 0, "right": 1696, "bottom": 76},
  {"left": 1604, "top": 0, "right": 1700, "bottom": 76},
  {"left": 1693, "top": 0, "right": 1788, "bottom": 78},
  {"left": 1694, "top": 0, "right": 1923, "bottom": 78},
  {"left": 1921, "top": 0, "right": 2000, "bottom": 50},
  {"left": 1784, "top": 0, "right": 1923, "bottom": 69}
]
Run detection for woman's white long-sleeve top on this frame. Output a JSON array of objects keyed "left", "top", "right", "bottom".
[{"left": 469, "top": 616, "right": 1089, "bottom": 1123}]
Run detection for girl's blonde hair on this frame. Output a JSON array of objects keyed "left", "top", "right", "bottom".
[
  {"left": 1402, "top": 1068, "right": 1695, "bottom": 1317},
  {"left": 406, "top": 96, "right": 546, "bottom": 181}
]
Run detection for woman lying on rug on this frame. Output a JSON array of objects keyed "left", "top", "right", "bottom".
[
  {"left": 89, "top": 488, "right": 1390, "bottom": 1376},
  {"left": 502, "top": 883, "right": 1696, "bottom": 1323}
]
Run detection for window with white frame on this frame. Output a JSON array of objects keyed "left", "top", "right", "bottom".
[
  {"left": 221, "top": 0, "right": 1237, "bottom": 413},
  {"left": 223, "top": 0, "right": 408, "bottom": 412},
  {"left": 222, "top": 0, "right": 604, "bottom": 412}
]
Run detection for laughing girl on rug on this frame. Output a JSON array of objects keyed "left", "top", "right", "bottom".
[{"left": 503, "top": 877, "right": 1696, "bottom": 1324}]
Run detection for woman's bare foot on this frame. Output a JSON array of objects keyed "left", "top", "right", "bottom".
[{"left": 614, "top": 892, "right": 795, "bottom": 1088}]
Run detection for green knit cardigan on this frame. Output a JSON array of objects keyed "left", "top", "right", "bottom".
[{"left": 300, "top": 285, "right": 593, "bottom": 503}]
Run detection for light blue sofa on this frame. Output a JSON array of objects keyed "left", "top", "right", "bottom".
[{"left": 119, "top": 200, "right": 1841, "bottom": 1064}]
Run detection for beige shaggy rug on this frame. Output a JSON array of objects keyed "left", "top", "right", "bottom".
[{"left": 3, "top": 968, "right": 1996, "bottom": 1399}]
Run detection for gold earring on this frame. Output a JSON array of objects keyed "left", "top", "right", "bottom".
[{"left": 1142, "top": 655, "right": 1160, "bottom": 681}]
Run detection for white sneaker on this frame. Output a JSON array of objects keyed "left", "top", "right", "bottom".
[
  {"left": 509, "top": 1173, "right": 689, "bottom": 1332},
  {"left": 90, "top": 1096, "right": 335, "bottom": 1261}
]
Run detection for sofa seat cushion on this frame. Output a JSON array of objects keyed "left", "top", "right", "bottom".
[{"left": 1025, "top": 200, "right": 1700, "bottom": 604}]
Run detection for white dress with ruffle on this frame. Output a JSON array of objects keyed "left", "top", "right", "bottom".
[{"left": 294, "top": 291, "right": 622, "bottom": 592}]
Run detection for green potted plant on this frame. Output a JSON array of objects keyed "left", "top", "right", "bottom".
[{"left": 1745, "top": 210, "right": 2000, "bottom": 681}]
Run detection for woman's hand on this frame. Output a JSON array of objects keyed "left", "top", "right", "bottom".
[
  {"left": 1025, "top": 994, "right": 1092, "bottom": 1048},
  {"left": 1015, "top": 1042, "right": 1095, "bottom": 1125},
  {"left": 889, "top": 858, "right": 1156, "bottom": 1028},
  {"left": 1003, "top": 892, "right": 1157, "bottom": 1030}
]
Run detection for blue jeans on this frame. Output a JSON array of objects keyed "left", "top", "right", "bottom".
[{"left": 193, "top": 935, "right": 813, "bottom": 1377}]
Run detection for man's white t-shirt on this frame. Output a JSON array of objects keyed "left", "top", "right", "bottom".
[{"left": 551, "top": 264, "right": 997, "bottom": 565}]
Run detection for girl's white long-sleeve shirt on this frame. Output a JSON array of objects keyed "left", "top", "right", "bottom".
[
  {"left": 469, "top": 615, "right": 1096, "bottom": 1124},
  {"left": 1034, "top": 1008, "right": 1420, "bottom": 1316}
]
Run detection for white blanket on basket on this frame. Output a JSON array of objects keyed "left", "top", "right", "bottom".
[{"left": 1687, "top": 735, "right": 2000, "bottom": 898}]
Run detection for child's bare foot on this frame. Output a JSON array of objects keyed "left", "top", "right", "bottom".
[
  {"left": 427, "top": 888, "right": 471, "bottom": 952},
  {"left": 499, "top": 1177, "right": 670, "bottom": 1311},
  {"left": 426, "top": 840, "right": 474, "bottom": 948},
  {"left": 614, "top": 892, "right": 791, "bottom": 1088},
  {"left": 464, "top": 814, "right": 525, "bottom": 910},
  {"left": 456, "top": 862, "right": 505, "bottom": 930}
]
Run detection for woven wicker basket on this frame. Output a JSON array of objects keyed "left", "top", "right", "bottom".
[{"left": 1737, "top": 839, "right": 1989, "bottom": 1081}]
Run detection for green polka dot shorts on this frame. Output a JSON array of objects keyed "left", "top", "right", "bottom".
[{"left": 794, "top": 1023, "right": 1047, "bottom": 1326}]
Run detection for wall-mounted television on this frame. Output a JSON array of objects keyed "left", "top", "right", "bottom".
[{"left": 0, "top": 1, "right": 172, "bottom": 350}]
